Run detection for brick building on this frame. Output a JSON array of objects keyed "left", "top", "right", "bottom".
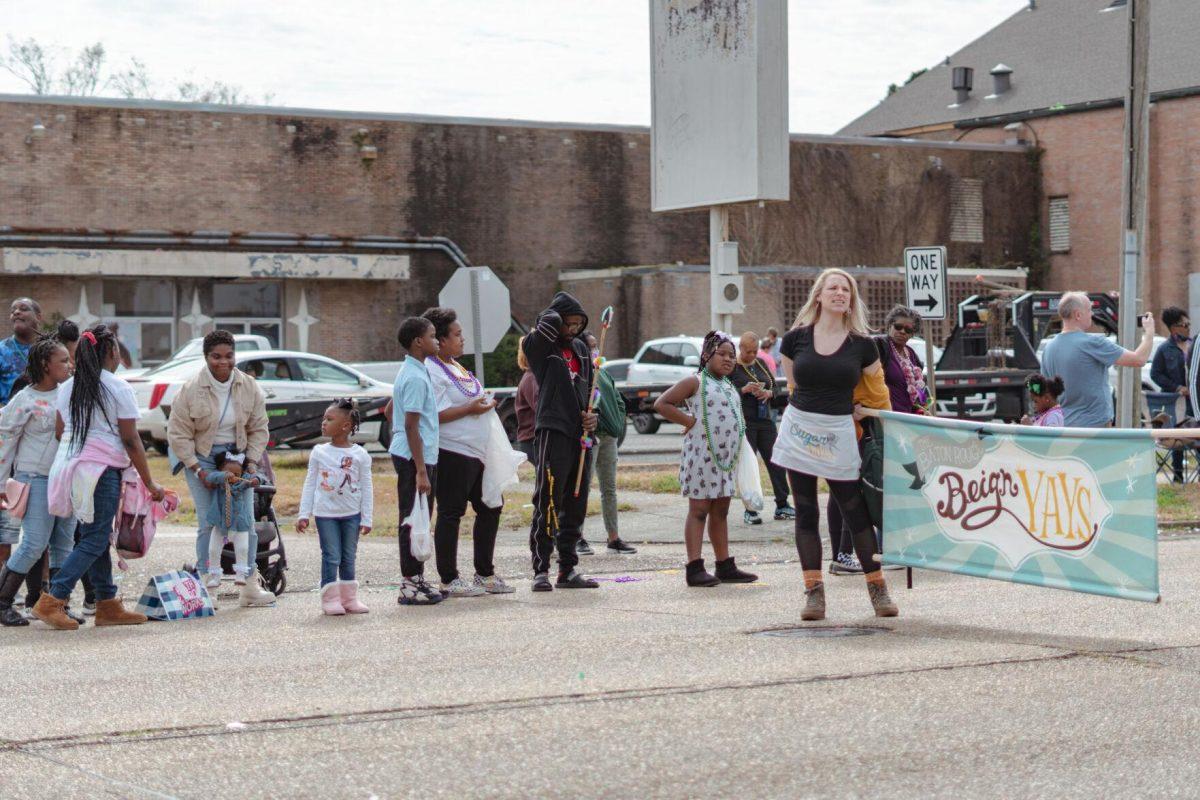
[
  {"left": 2, "top": 93, "right": 1037, "bottom": 363},
  {"left": 839, "top": 0, "right": 1200, "bottom": 320}
]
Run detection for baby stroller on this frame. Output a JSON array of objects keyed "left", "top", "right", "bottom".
[{"left": 214, "top": 452, "right": 289, "bottom": 595}]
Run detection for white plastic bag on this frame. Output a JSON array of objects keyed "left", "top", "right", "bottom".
[
  {"left": 481, "top": 409, "right": 527, "bottom": 508},
  {"left": 404, "top": 493, "right": 433, "bottom": 561},
  {"left": 735, "top": 436, "right": 764, "bottom": 512}
]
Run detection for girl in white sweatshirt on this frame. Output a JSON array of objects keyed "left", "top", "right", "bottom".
[{"left": 297, "top": 400, "right": 373, "bottom": 615}]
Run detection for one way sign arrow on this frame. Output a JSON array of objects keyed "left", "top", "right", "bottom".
[
  {"left": 903, "top": 246, "right": 948, "bottom": 321},
  {"left": 913, "top": 294, "right": 938, "bottom": 312}
]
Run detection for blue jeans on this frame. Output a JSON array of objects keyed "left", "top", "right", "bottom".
[
  {"left": 315, "top": 514, "right": 360, "bottom": 587},
  {"left": 179, "top": 444, "right": 258, "bottom": 572},
  {"left": 49, "top": 467, "right": 121, "bottom": 602},
  {"left": 5, "top": 472, "right": 75, "bottom": 573},
  {"left": 0, "top": 507, "right": 20, "bottom": 545}
]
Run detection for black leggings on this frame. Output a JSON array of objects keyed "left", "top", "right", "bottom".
[{"left": 788, "top": 471, "right": 877, "bottom": 575}]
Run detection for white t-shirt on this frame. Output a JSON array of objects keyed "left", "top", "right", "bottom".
[
  {"left": 56, "top": 370, "right": 141, "bottom": 452},
  {"left": 428, "top": 359, "right": 489, "bottom": 461},
  {"left": 297, "top": 443, "right": 374, "bottom": 527},
  {"left": 211, "top": 374, "right": 237, "bottom": 444}
]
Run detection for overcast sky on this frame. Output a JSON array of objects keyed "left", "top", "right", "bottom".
[{"left": 0, "top": 0, "right": 1024, "bottom": 134}]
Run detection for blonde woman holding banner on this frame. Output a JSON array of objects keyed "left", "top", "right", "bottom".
[{"left": 771, "top": 268, "right": 899, "bottom": 621}]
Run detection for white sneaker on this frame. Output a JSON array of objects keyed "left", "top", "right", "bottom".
[
  {"left": 205, "top": 571, "right": 222, "bottom": 590},
  {"left": 473, "top": 574, "right": 515, "bottom": 594},
  {"left": 439, "top": 576, "right": 485, "bottom": 598}
]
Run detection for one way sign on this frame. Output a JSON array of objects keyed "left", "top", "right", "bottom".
[{"left": 903, "top": 246, "right": 948, "bottom": 321}]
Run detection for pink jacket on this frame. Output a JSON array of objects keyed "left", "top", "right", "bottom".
[{"left": 48, "top": 437, "right": 130, "bottom": 522}]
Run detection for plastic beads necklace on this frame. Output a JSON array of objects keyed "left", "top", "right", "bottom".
[
  {"left": 700, "top": 368, "right": 745, "bottom": 473},
  {"left": 737, "top": 358, "right": 774, "bottom": 390},
  {"left": 434, "top": 357, "right": 482, "bottom": 398}
]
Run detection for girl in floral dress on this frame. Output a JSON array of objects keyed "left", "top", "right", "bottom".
[{"left": 654, "top": 331, "right": 759, "bottom": 587}]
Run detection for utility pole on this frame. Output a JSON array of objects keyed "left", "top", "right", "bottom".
[{"left": 1116, "top": 0, "right": 1151, "bottom": 427}]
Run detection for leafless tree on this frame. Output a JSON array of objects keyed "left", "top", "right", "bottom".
[
  {"left": 108, "top": 57, "right": 153, "bottom": 99},
  {"left": 1, "top": 36, "right": 55, "bottom": 94},
  {"left": 1, "top": 36, "right": 276, "bottom": 106},
  {"left": 61, "top": 42, "right": 105, "bottom": 95}
]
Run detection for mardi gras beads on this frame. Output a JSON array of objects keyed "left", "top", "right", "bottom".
[{"left": 700, "top": 368, "right": 745, "bottom": 473}]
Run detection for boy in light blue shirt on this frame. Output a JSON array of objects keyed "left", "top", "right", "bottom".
[{"left": 390, "top": 316, "right": 443, "bottom": 605}]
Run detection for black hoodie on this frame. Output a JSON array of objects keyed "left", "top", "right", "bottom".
[{"left": 521, "top": 292, "right": 592, "bottom": 439}]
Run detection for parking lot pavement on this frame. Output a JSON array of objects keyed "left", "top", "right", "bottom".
[{"left": 4, "top": 505, "right": 1200, "bottom": 798}]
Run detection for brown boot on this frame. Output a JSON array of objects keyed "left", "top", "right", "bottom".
[
  {"left": 866, "top": 574, "right": 899, "bottom": 617},
  {"left": 801, "top": 570, "right": 825, "bottom": 621},
  {"left": 31, "top": 593, "right": 79, "bottom": 631},
  {"left": 94, "top": 598, "right": 147, "bottom": 627}
]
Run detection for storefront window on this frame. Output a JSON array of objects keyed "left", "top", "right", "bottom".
[{"left": 213, "top": 282, "right": 281, "bottom": 317}]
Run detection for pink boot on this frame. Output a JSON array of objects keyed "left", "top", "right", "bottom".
[
  {"left": 339, "top": 580, "right": 370, "bottom": 614},
  {"left": 321, "top": 582, "right": 345, "bottom": 615}
]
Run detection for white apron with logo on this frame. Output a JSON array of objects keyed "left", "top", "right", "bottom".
[{"left": 770, "top": 405, "right": 860, "bottom": 481}]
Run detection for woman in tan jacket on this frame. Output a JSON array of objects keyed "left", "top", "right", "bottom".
[{"left": 167, "top": 330, "right": 275, "bottom": 608}]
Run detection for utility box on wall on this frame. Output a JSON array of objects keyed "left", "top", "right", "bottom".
[{"left": 649, "top": 0, "right": 790, "bottom": 212}]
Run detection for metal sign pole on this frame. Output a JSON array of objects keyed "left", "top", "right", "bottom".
[
  {"left": 470, "top": 268, "right": 486, "bottom": 389},
  {"left": 709, "top": 206, "right": 731, "bottom": 332},
  {"left": 924, "top": 337, "right": 938, "bottom": 409}
]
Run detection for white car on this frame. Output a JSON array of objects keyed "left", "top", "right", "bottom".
[
  {"left": 130, "top": 349, "right": 392, "bottom": 452},
  {"left": 626, "top": 336, "right": 706, "bottom": 385},
  {"left": 119, "top": 334, "right": 273, "bottom": 381}
]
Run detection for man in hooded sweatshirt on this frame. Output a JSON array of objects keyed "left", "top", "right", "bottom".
[{"left": 522, "top": 292, "right": 600, "bottom": 591}]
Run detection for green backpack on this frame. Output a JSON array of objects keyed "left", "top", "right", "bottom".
[{"left": 595, "top": 369, "right": 626, "bottom": 438}]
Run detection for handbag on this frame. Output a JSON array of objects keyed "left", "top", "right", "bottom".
[
  {"left": 404, "top": 492, "right": 433, "bottom": 561},
  {"left": 134, "top": 569, "right": 215, "bottom": 621},
  {"left": 2, "top": 477, "right": 30, "bottom": 519}
]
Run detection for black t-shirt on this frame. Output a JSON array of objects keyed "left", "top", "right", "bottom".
[
  {"left": 728, "top": 358, "right": 775, "bottom": 424},
  {"left": 780, "top": 326, "right": 878, "bottom": 415}
]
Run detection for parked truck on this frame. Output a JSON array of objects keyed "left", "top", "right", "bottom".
[{"left": 932, "top": 291, "right": 1122, "bottom": 421}]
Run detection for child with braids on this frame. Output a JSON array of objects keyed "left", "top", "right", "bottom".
[
  {"left": 297, "top": 399, "right": 373, "bottom": 614},
  {"left": 654, "top": 331, "right": 759, "bottom": 587},
  {"left": 0, "top": 337, "right": 76, "bottom": 626},
  {"left": 33, "top": 324, "right": 165, "bottom": 630}
]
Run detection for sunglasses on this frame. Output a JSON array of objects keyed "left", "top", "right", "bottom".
[
  {"left": 1173, "top": 322, "right": 1191, "bottom": 329},
  {"left": 892, "top": 323, "right": 917, "bottom": 334}
]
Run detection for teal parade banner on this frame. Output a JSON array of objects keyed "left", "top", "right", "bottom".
[{"left": 878, "top": 411, "right": 1160, "bottom": 603}]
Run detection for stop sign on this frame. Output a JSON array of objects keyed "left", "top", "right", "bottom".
[{"left": 437, "top": 266, "right": 511, "bottom": 355}]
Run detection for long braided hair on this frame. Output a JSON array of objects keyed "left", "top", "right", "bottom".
[{"left": 68, "top": 324, "right": 119, "bottom": 452}]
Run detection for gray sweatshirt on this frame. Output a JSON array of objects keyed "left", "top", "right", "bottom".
[{"left": 0, "top": 386, "right": 62, "bottom": 477}]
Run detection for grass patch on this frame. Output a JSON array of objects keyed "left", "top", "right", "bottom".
[{"left": 1157, "top": 483, "right": 1200, "bottom": 522}]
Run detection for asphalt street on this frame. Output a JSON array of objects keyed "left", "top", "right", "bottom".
[{"left": 2, "top": 491, "right": 1198, "bottom": 799}]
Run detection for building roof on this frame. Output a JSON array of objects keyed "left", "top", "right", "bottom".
[{"left": 839, "top": 0, "right": 1200, "bottom": 136}]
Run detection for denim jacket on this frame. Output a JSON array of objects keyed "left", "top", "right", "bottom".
[{"left": 1150, "top": 337, "right": 1190, "bottom": 393}]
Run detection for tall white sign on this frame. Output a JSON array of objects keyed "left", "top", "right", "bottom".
[{"left": 649, "top": 0, "right": 789, "bottom": 212}]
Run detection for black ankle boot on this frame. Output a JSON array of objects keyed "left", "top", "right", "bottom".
[
  {"left": 715, "top": 557, "right": 758, "bottom": 584},
  {"left": 0, "top": 566, "right": 31, "bottom": 627},
  {"left": 685, "top": 559, "right": 720, "bottom": 587},
  {"left": 23, "top": 549, "right": 47, "bottom": 609}
]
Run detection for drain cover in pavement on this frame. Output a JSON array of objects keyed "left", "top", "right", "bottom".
[{"left": 753, "top": 625, "right": 886, "bottom": 639}]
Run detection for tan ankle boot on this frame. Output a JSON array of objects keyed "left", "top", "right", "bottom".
[
  {"left": 866, "top": 575, "right": 899, "bottom": 617},
  {"left": 32, "top": 593, "right": 79, "bottom": 631},
  {"left": 801, "top": 570, "right": 825, "bottom": 621},
  {"left": 94, "top": 598, "right": 147, "bottom": 626}
]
